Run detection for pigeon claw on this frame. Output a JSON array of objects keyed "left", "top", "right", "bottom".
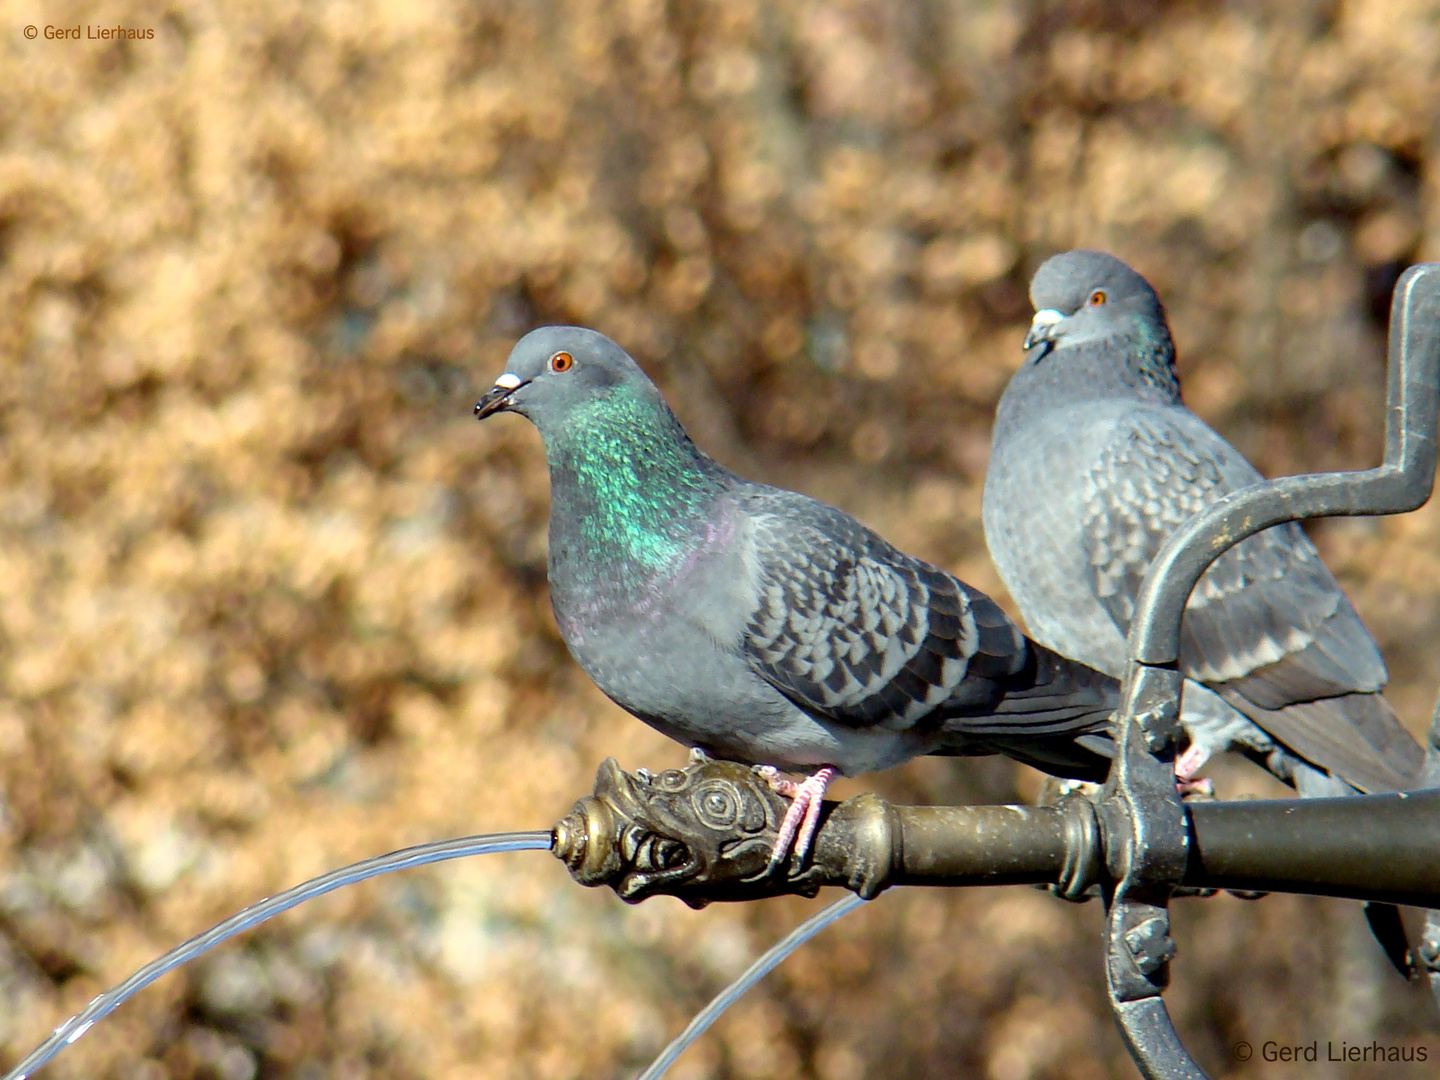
[
  {"left": 758, "top": 766, "right": 837, "bottom": 873},
  {"left": 1174, "top": 743, "right": 1214, "bottom": 797}
]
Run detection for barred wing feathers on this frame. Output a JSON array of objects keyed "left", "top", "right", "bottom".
[{"left": 739, "top": 489, "right": 1116, "bottom": 744}]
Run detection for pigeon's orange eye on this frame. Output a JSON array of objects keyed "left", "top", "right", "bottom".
[
  {"left": 549, "top": 351, "right": 574, "bottom": 372},
  {"left": 1088, "top": 289, "right": 1108, "bottom": 306}
]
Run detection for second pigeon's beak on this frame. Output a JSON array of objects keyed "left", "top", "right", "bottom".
[
  {"left": 474, "top": 373, "right": 529, "bottom": 420},
  {"left": 1023, "top": 309, "right": 1065, "bottom": 351}
]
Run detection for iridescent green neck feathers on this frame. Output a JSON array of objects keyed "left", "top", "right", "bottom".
[{"left": 542, "top": 386, "right": 725, "bottom": 575}]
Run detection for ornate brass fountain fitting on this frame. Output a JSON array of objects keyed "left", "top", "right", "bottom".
[{"left": 553, "top": 756, "right": 1440, "bottom": 910}]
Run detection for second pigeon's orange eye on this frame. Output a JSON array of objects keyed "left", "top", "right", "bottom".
[
  {"left": 549, "top": 351, "right": 574, "bottom": 372},
  {"left": 1088, "top": 289, "right": 1108, "bottom": 306}
]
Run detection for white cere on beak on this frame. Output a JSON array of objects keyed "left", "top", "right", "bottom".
[
  {"left": 1022, "top": 308, "right": 1066, "bottom": 352},
  {"left": 494, "top": 372, "right": 523, "bottom": 390}
]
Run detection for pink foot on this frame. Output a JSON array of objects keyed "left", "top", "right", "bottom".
[
  {"left": 756, "top": 766, "right": 837, "bottom": 871},
  {"left": 1174, "top": 744, "right": 1214, "bottom": 796}
]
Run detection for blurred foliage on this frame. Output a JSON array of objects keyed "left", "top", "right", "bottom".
[{"left": 1, "top": 0, "right": 1440, "bottom": 1077}]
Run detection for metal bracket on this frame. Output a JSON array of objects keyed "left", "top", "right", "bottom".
[{"left": 1097, "top": 664, "right": 1193, "bottom": 1071}]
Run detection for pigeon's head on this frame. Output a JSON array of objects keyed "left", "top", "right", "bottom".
[
  {"left": 474, "top": 325, "right": 655, "bottom": 430},
  {"left": 1023, "top": 249, "right": 1173, "bottom": 362}
]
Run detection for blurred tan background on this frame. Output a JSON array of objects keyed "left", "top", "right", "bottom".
[{"left": 3, "top": 0, "right": 1440, "bottom": 1077}]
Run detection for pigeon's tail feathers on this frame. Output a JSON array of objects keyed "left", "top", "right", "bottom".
[
  {"left": 988, "top": 639, "right": 1119, "bottom": 730},
  {"left": 933, "top": 639, "right": 1118, "bottom": 780},
  {"left": 934, "top": 730, "right": 1114, "bottom": 783},
  {"left": 939, "top": 640, "right": 1119, "bottom": 740},
  {"left": 1218, "top": 687, "right": 1426, "bottom": 794}
]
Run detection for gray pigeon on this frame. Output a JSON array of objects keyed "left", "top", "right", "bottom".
[
  {"left": 983, "top": 248, "right": 1427, "bottom": 798},
  {"left": 476, "top": 325, "right": 1119, "bottom": 864}
]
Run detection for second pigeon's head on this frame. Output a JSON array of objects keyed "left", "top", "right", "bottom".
[
  {"left": 474, "top": 325, "right": 664, "bottom": 436},
  {"left": 1023, "top": 250, "right": 1177, "bottom": 387}
]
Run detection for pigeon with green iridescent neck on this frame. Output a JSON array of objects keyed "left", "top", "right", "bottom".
[
  {"left": 983, "top": 249, "right": 1426, "bottom": 798},
  {"left": 475, "top": 325, "right": 1119, "bottom": 867}
]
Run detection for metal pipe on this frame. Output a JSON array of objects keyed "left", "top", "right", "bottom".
[{"left": 1185, "top": 791, "right": 1440, "bottom": 906}]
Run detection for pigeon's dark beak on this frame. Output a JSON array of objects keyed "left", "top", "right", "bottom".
[
  {"left": 1022, "top": 309, "right": 1065, "bottom": 351},
  {"left": 474, "top": 374, "right": 529, "bottom": 420}
]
